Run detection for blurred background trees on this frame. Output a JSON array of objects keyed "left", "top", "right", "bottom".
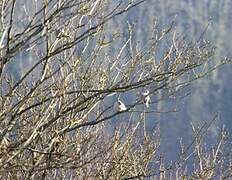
[{"left": 0, "top": 0, "right": 231, "bottom": 179}]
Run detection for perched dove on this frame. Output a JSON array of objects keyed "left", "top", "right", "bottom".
[
  {"left": 140, "top": 89, "right": 150, "bottom": 108},
  {"left": 114, "top": 100, "right": 127, "bottom": 112}
]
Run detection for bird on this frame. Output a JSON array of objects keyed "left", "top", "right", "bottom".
[
  {"left": 114, "top": 100, "right": 127, "bottom": 112},
  {"left": 139, "top": 89, "right": 150, "bottom": 108}
]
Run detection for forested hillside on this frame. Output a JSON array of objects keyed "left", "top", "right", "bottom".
[
  {"left": 0, "top": 0, "right": 231, "bottom": 178},
  {"left": 71, "top": 0, "right": 232, "bottom": 160},
  {"left": 4, "top": 0, "right": 232, "bottom": 160}
]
